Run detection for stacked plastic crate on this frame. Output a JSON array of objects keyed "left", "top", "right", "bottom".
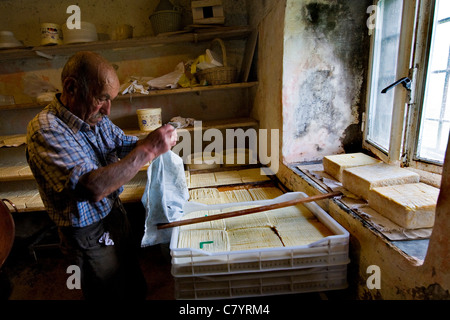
[{"left": 169, "top": 192, "right": 350, "bottom": 299}]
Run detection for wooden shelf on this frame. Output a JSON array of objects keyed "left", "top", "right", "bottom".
[
  {"left": 124, "top": 117, "right": 259, "bottom": 139},
  {"left": 1, "top": 166, "right": 272, "bottom": 212},
  {"left": 0, "top": 82, "right": 258, "bottom": 111},
  {"left": 0, "top": 117, "right": 259, "bottom": 183},
  {"left": 117, "top": 82, "right": 258, "bottom": 99},
  {"left": 0, "top": 26, "right": 252, "bottom": 62}
]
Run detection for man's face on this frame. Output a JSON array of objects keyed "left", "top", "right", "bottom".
[{"left": 84, "top": 72, "right": 120, "bottom": 126}]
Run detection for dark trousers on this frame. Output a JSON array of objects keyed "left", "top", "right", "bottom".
[{"left": 58, "top": 199, "right": 147, "bottom": 300}]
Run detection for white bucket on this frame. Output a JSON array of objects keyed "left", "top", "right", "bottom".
[
  {"left": 40, "top": 23, "right": 63, "bottom": 45},
  {"left": 137, "top": 108, "right": 162, "bottom": 131}
]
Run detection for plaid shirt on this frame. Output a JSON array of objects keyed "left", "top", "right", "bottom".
[{"left": 26, "top": 94, "right": 138, "bottom": 227}]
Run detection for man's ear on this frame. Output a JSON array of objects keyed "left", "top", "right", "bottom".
[{"left": 63, "top": 77, "right": 78, "bottom": 96}]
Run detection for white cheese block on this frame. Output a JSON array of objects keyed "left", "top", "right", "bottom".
[
  {"left": 214, "top": 170, "right": 243, "bottom": 185},
  {"left": 228, "top": 227, "right": 283, "bottom": 251},
  {"left": 238, "top": 168, "right": 271, "bottom": 183},
  {"left": 276, "top": 219, "right": 333, "bottom": 247},
  {"left": 342, "top": 163, "right": 420, "bottom": 200},
  {"left": 368, "top": 183, "right": 439, "bottom": 229},
  {"left": 189, "top": 187, "right": 220, "bottom": 200},
  {"left": 221, "top": 189, "right": 253, "bottom": 203},
  {"left": 189, "top": 172, "right": 216, "bottom": 188},
  {"left": 177, "top": 229, "right": 229, "bottom": 252},
  {"left": 179, "top": 209, "right": 225, "bottom": 230},
  {"left": 248, "top": 187, "right": 284, "bottom": 200},
  {"left": 265, "top": 205, "right": 315, "bottom": 225},
  {"left": 222, "top": 205, "right": 271, "bottom": 230},
  {"left": 323, "top": 152, "right": 382, "bottom": 181}
]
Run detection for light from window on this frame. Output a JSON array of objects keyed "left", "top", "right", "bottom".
[
  {"left": 367, "top": 0, "right": 403, "bottom": 152},
  {"left": 417, "top": 0, "right": 450, "bottom": 163}
]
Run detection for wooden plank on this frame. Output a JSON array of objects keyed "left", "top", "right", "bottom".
[
  {"left": 239, "top": 30, "right": 258, "bottom": 82},
  {"left": 0, "top": 82, "right": 258, "bottom": 111},
  {"left": 0, "top": 26, "right": 252, "bottom": 62}
]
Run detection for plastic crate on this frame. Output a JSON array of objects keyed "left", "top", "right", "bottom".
[
  {"left": 170, "top": 192, "right": 350, "bottom": 277},
  {"left": 174, "top": 264, "right": 348, "bottom": 300}
]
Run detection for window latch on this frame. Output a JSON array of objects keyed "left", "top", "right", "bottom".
[{"left": 381, "top": 77, "right": 411, "bottom": 93}]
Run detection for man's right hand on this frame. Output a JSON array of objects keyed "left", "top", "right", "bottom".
[{"left": 138, "top": 124, "right": 177, "bottom": 162}]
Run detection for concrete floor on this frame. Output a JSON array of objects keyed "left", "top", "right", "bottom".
[
  {"left": 1, "top": 238, "right": 354, "bottom": 301},
  {"left": 1, "top": 243, "right": 175, "bottom": 300}
]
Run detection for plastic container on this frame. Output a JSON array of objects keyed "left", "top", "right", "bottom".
[
  {"left": 136, "top": 108, "right": 162, "bottom": 131},
  {"left": 40, "top": 23, "right": 63, "bottom": 45},
  {"left": 0, "top": 31, "right": 23, "bottom": 48},
  {"left": 62, "top": 21, "right": 98, "bottom": 44},
  {"left": 174, "top": 264, "right": 348, "bottom": 299},
  {"left": 170, "top": 192, "right": 350, "bottom": 277}
]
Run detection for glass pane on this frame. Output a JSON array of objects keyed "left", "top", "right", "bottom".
[
  {"left": 367, "top": 0, "right": 404, "bottom": 152},
  {"left": 417, "top": 0, "right": 450, "bottom": 163}
]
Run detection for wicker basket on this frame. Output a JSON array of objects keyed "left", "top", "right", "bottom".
[
  {"left": 149, "top": 9, "right": 181, "bottom": 35},
  {"left": 197, "top": 38, "right": 237, "bottom": 85}
]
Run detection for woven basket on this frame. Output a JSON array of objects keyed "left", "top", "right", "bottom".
[
  {"left": 197, "top": 38, "right": 237, "bottom": 86},
  {"left": 149, "top": 9, "right": 181, "bottom": 35}
]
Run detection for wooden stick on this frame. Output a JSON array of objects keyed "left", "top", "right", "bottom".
[{"left": 157, "top": 191, "right": 342, "bottom": 229}]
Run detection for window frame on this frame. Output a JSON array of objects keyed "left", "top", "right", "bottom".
[
  {"left": 406, "top": 0, "right": 445, "bottom": 174},
  {"left": 363, "top": 0, "right": 444, "bottom": 174}
]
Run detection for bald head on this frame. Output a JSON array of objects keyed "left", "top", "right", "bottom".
[
  {"left": 61, "top": 51, "right": 119, "bottom": 99},
  {"left": 60, "top": 51, "right": 120, "bottom": 126}
]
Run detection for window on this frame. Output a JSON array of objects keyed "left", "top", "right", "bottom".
[
  {"left": 364, "top": 0, "right": 449, "bottom": 173},
  {"left": 416, "top": 0, "right": 450, "bottom": 164}
]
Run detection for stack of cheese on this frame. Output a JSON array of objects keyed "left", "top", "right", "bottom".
[
  {"left": 178, "top": 187, "right": 333, "bottom": 252},
  {"left": 323, "top": 153, "right": 440, "bottom": 229},
  {"left": 188, "top": 168, "right": 271, "bottom": 188},
  {"left": 188, "top": 186, "right": 284, "bottom": 204}
]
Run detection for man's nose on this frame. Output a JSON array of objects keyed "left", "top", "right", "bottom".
[{"left": 101, "top": 100, "right": 111, "bottom": 115}]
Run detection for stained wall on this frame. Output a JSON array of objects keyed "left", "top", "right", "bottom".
[{"left": 282, "top": 0, "right": 370, "bottom": 163}]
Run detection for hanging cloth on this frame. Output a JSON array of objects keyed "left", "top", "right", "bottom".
[{"left": 141, "top": 150, "right": 189, "bottom": 246}]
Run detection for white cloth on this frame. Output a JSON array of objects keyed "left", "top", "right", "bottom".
[{"left": 141, "top": 150, "right": 189, "bottom": 246}]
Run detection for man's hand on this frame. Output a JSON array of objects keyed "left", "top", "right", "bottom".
[{"left": 138, "top": 124, "right": 177, "bottom": 162}]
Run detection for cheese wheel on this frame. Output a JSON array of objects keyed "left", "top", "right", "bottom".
[
  {"left": 368, "top": 183, "right": 439, "bottom": 229},
  {"left": 323, "top": 152, "right": 382, "bottom": 181},
  {"left": 342, "top": 163, "right": 420, "bottom": 200}
]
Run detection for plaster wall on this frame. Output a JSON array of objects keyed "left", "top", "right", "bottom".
[
  {"left": 251, "top": 0, "right": 449, "bottom": 299},
  {"left": 282, "top": 0, "right": 370, "bottom": 163}
]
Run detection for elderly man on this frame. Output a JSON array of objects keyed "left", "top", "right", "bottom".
[{"left": 26, "top": 51, "right": 176, "bottom": 299}]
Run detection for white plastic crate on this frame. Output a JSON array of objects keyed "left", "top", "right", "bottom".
[
  {"left": 170, "top": 192, "right": 350, "bottom": 277},
  {"left": 174, "top": 264, "right": 348, "bottom": 300}
]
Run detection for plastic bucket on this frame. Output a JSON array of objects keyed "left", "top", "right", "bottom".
[
  {"left": 137, "top": 108, "right": 162, "bottom": 131},
  {"left": 40, "top": 23, "right": 63, "bottom": 45}
]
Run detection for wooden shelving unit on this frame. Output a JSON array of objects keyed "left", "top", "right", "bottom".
[
  {"left": 0, "top": 26, "right": 252, "bottom": 62},
  {"left": 0, "top": 82, "right": 257, "bottom": 111},
  {"left": 0, "top": 25, "right": 259, "bottom": 212}
]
